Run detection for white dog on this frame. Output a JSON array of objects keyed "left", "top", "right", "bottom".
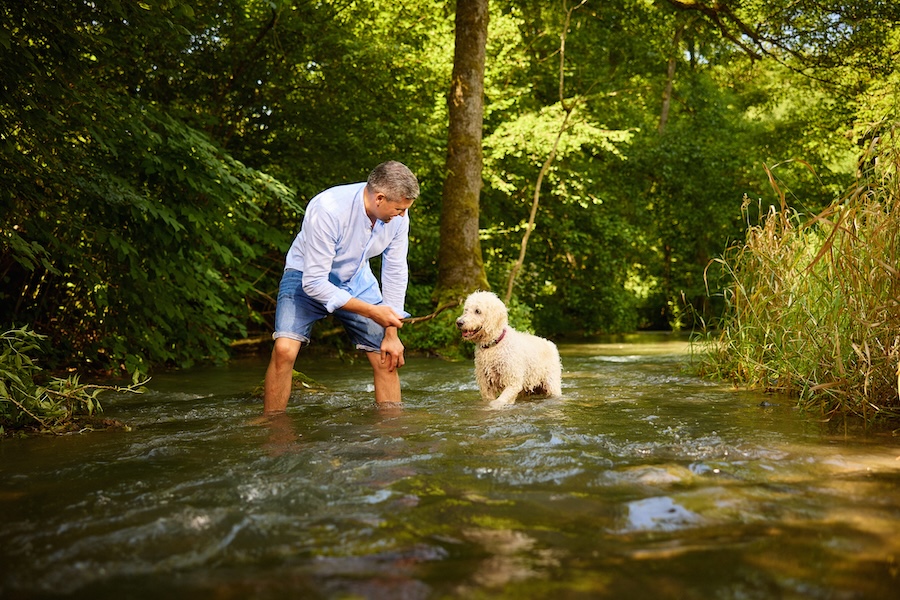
[{"left": 456, "top": 291, "right": 562, "bottom": 409}]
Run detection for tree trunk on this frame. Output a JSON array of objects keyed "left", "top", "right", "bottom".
[
  {"left": 658, "top": 24, "right": 684, "bottom": 135},
  {"left": 435, "top": 0, "right": 490, "bottom": 302}
]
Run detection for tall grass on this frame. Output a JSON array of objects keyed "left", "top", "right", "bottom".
[{"left": 699, "top": 122, "right": 900, "bottom": 424}]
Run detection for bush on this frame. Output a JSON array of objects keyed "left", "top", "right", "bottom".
[
  {"left": 698, "top": 122, "right": 900, "bottom": 424},
  {"left": 0, "top": 327, "right": 145, "bottom": 435}
]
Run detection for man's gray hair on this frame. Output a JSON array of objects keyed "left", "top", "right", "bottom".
[{"left": 367, "top": 161, "right": 420, "bottom": 202}]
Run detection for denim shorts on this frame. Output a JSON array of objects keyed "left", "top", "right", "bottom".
[{"left": 273, "top": 269, "right": 385, "bottom": 352}]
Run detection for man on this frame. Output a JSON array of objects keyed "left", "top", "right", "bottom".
[{"left": 263, "top": 161, "right": 419, "bottom": 414}]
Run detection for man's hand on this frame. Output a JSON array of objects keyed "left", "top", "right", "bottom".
[
  {"left": 340, "top": 298, "right": 406, "bottom": 369},
  {"left": 369, "top": 304, "right": 405, "bottom": 329},
  {"left": 380, "top": 327, "right": 406, "bottom": 372}
]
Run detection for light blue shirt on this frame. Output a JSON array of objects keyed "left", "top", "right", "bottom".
[{"left": 284, "top": 182, "right": 411, "bottom": 317}]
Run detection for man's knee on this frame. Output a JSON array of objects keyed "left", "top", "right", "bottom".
[
  {"left": 271, "top": 338, "right": 302, "bottom": 366},
  {"left": 367, "top": 352, "right": 399, "bottom": 378}
]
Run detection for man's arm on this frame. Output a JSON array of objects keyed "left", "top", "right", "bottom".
[
  {"left": 341, "top": 297, "right": 404, "bottom": 329},
  {"left": 341, "top": 298, "right": 405, "bottom": 371},
  {"left": 379, "top": 216, "right": 411, "bottom": 316},
  {"left": 297, "top": 199, "right": 354, "bottom": 312}
]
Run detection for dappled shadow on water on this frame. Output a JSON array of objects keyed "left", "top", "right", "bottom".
[{"left": 1, "top": 337, "right": 899, "bottom": 598}]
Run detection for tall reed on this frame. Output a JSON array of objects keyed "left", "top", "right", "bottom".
[{"left": 700, "top": 122, "right": 900, "bottom": 424}]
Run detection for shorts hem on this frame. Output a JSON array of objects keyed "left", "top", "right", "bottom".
[{"left": 273, "top": 332, "right": 311, "bottom": 345}]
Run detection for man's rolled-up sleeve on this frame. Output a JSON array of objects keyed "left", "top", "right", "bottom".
[
  {"left": 300, "top": 208, "right": 351, "bottom": 313},
  {"left": 380, "top": 217, "right": 411, "bottom": 318}
]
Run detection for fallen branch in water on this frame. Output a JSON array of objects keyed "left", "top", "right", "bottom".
[{"left": 230, "top": 336, "right": 271, "bottom": 348}]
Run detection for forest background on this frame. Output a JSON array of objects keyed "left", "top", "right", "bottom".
[{"left": 2, "top": 0, "right": 898, "bottom": 377}]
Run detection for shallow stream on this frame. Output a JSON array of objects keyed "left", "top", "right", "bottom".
[{"left": 2, "top": 334, "right": 899, "bottom": 598}]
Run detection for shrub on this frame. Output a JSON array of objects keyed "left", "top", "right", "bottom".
[
  {"left": 699, "top": 122, "right": 900, "bottom": 424},
  {"left": 0, "top": 327, "right": 145, "bottom": 435}
]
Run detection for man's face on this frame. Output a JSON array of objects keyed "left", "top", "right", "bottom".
[{"left": 374, "top": 194, "right": 414, "bottom": 223}]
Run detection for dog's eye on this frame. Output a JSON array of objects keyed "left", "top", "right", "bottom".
[{"left": 474, "top": 309, "right": 481, "bottom": 315}]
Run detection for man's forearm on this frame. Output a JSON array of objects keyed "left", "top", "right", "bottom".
[
  {"left": 341, "top": 297, "right": 373, "bottom": 318},
  {"left": 341, "top": 297, "right": 403, "bottom": 329}
]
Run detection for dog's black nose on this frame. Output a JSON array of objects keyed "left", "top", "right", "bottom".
[{"left": 456, "top": 318, "right": 464, "bottom": 329}]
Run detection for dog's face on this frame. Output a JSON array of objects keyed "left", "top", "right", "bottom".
[{"left": 456, "top": 291, "right": 508, "bottom": 343}]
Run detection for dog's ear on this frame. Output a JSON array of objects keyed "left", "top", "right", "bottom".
[{"left": 483, "top": 295, "right": 508, "bottom": 338}]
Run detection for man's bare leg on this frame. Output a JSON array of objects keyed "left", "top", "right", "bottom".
[
  {"left": 366, "top": 351, "right": 402, "bottom": 405},
  {"left": 263, "top": 338, "right": 302, "bottom": 414}
]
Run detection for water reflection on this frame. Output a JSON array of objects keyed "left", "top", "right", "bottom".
[
  {"left": 258, "top": 412, "right": 302, "bottom": 456},
  {"left": 1, "top": 335, "right": 899, "bottom": 598}
]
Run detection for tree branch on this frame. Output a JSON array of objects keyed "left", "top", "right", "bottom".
[
  {"left": 504, "top": 0, "right": 585, "bottom": 304},
  {"left": 401, "top": 299, "right": 463, "bottom": 324},
  {"left": 663, "top": 0, "right": 764, "bottom": 59}
]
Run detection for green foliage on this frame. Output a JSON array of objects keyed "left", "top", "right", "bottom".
[
  {"left": 0, "top": 327, "right": 145, "bottom": 435},
  {"left": 698, "top": 122, "right": 900, "bottom": 423},
  {"left": 401, "top": 312, "right": 469, "bottom": 360},
  {"left": 2, "top": 0, "right": 899, "bottom": 371},
  {"left": 171, "top": 0, "right": 455, "bottom": 201},
  {"left": 1, "top": 1, "right": 301, "bottom": 372},
  {"left": 1, "top": 96, "right": 300, "bottom": 371},
  {"left": 400, "top": 284, "right": 464, "bottom": 358},
  {"left": 473, "top": 1, "right": 889, "bottom": 337}
]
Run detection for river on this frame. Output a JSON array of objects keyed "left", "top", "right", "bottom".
[{"left": 1, "top": 334, "right": 898, "bottom": 598}]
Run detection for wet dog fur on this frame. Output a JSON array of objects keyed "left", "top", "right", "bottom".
[{"left": 456, "top": 291, "right": 562, "bottom": 409}]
